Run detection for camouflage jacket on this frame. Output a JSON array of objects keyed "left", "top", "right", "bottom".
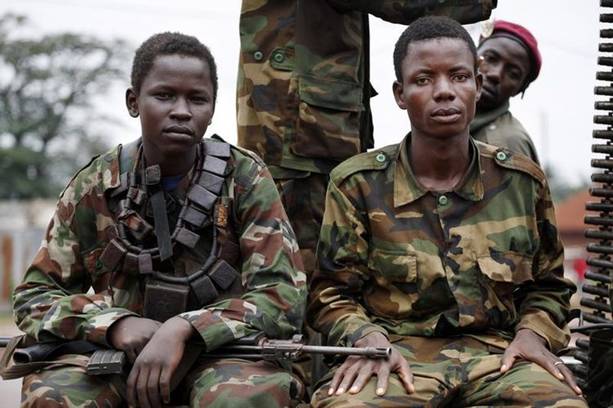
[
  {"left": 12, "top": 137, "right": 307, "bottom": 352},
  {"left": 309, "top": 135, "right": 575, "bottom": 352},
  {"left": 471, "top": 101, "right": 540, "bottom": 164},
  {"left": 237, "top": 0, "right": 497, "bottom": 176}
]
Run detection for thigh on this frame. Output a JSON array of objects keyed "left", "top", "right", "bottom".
[
  {"left": 462, "top": 360, "right": 588, "bottom": 407},
  {"left": 186, "top": 358, "right": 304, "bottom": 408},
  {"left": 311, "top": 372, "right": 442, "bottom": 408},
  {"left": 21, "top": 363, "right": 123, "bottom": 408}
]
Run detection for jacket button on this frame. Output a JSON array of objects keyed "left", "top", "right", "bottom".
[
  {"left": 438, "top": 195, "right": 448, "bottom": 206},
  {"left": 272, "top": 51, "right": 285, "bottom": 63},
  {"left": 496, "top": 151, "right": 508, "bottom": 161},
  {"left": 375, "top": 153, "right": 386, "bottom": 163},
  {"left": 253, "top": 51, "right": 264, "bottom": 61}
]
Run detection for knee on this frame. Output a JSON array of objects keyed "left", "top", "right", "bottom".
[{"left": 190, "top": 373, "right": 301, "bottom": 408}]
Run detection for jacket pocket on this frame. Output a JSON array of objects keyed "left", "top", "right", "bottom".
[
  {"left": 291, "top": 75, "right": 363, "bottom": 161},
  {"left": 365, "top": 248, "right": 418, "bottom": 319},
  {"left": 477, "top": 252, "right": 533, "bottom": 317}
]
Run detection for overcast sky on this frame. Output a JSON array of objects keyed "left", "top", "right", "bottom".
[{"left": 1, "top": 0, "right": 601, "bottom": 185}]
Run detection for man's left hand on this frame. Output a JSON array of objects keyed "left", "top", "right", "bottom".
[
  {"left": 126, "top": 316, "right": 195, "bottom": 408},
  {"left": 501, "top": 328, "right": 582, "bottom": 396}
]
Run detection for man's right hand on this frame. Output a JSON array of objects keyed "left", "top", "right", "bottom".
[
  {"left": 107, "top": 316, "right": 161, "bottom": 362},
  {"left": 327, "top": 332, "right": 414, "bottom": 397}
]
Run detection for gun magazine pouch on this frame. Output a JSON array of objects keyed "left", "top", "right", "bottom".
[{"left": 143, "top": 280, "right": 189, "bottom": 322}]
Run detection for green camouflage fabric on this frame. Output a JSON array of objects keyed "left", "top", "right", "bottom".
[
  {"left": 311, "top": 335, "right": 587, "bottom": 407},
  {"left": 20, "top": 355, "right": 304, "bottom": 407},
  {"left": 309, "top": 134, "right": 575, "bottom": 354},
  {"left": 12, "top": 136, "right": 307, "bottom": 406},
  {"left": 471, "top": 100, "right": 540, "bottom": 163},
  {"left": 237, "top": 0, "right": 497, "bottom": 175}
]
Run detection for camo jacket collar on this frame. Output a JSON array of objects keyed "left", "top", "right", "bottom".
[{"left": 393, "top": 133, "right": 484, "bottom": 208}]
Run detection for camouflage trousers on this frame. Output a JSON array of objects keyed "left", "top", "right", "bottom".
[
  {"left": 20, "top": 356, "right": 304, "bottom": 407},
  {"left": 274, "top": 172, "right": 327, "bottom": 277},
  {"left": 311, "top": 335, "right": 588, "bottom": 408}
]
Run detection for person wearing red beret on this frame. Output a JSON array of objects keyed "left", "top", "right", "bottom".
[{"left": 470, "top": 19, "right": 541, "bottom": 163}]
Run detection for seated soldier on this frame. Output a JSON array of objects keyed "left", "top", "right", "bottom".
[
  {"left": 470, "top": 20, "right": 541, "bottom": 163},
  {"left": 308, "top": 16, "right": 586, "bottom": 407},
  {"left": 10, "top": 32, "right": 306, "bottom": 408}
]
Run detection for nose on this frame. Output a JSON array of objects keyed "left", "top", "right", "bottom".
[
  {"left": 170, "top": 97, "right": 192, "bottom": 121},
  {"left": 433, "top": 77, "right": 455, "bottom": 102},
  {"left": 483, "top": 60, "right": 502, "bottom": 84}
]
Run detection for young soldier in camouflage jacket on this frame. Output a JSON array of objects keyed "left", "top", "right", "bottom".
[
  {"left": 237, "top": 0, "right": 498, "bottom": 276},
  {"left": 11, "top": 33, "right": 306, "bottom": 407},
  {"left": 308, "top": 17, "right": 587, "bottom": 407}
]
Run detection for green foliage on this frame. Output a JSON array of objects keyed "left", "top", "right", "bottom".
[{"left": 0, "top": 13, "right": 130, "bottom": 199}]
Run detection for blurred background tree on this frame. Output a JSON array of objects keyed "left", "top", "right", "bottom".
[{"left": 0, "top": 13, "right": 129, "bottom": 199}]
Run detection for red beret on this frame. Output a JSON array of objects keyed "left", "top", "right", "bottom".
[{"left": 482, "top": 20, "right": 542, "bottom": 85}]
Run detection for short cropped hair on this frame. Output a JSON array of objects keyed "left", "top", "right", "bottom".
[
  {"left": 131, "top": 32, "right": 218, "bottom": 102},
  {"left": 393, "top": 16, "right": 478, "bottom": 82}
]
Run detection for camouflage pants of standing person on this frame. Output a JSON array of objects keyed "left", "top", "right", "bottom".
[
  {"left": 20, "top": 355, "right": 304, "bottom": 407},
  {"left": 274, "top": 172, "right": 328, "bottom": 277},
  {"left": 274, "top": 172, "right": 329, "bottom": 391},
  {"left": 311, "top": 335, "right": 588, "bottom": 408}
]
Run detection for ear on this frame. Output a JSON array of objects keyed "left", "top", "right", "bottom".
[
  {"left": 393, "top": 80, "right": 407, "bottom": 110},
  {"left": 125, "top": 88, "right": 139, "bottom": 118},
  {"left": 475, "top": 72, "right": 483, "bottom": 102}
]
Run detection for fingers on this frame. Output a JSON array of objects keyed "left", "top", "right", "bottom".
[
  {"left": 147, "top": 366, "right": 162, "bottom": 408},
  {"left": 328, "top": 360, "right": 350, "bottom": 395},
  {"left": 336, "top": 363, "right": 360, "bottom": 395},
  {"left": 500, "top": 348, "right": 518, "bottom": 373},
  {"left": 556, "top": 362, "right": 583, "bottom": 396},
  {"left": 126, "top": 365, "right": 139, "bottom": 407},
  {"left": 137, "top": 363, "right": 152, "bottom": 408},
  {"left": 397, "top": 359, "right": 415, "bottom": 394},
  {"left": 375, "top": 363, "right": 389, "bottom": 396},
  {"left": 350, "top": 362, "right": 375, "bottom": 394},
  {"left": 160, "top": 366, "right": 172, "bottom": 404}
]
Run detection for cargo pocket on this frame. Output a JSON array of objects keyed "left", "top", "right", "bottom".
[
  {"left": 365, "top": 248, "right": 418, "bottom": 319},
  {"left": 292, "top": 75, "right": 362, "bottom": 161},
  {"left": 477, "top": 252, "right": 533, "bottom": 317}
]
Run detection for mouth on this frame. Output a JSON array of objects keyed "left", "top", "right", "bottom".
[
  {"left": 481, "top": 85, "right": 497, "bottom": 99},
  {"left": 430, "top": 107, "right": 462, "bottom": 123},
  {"left": 162, "top": 124, "right": 195, "bottom": 140}
]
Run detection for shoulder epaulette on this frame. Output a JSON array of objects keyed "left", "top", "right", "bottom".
[
  {"left": 210, "top": 134, "right": 265, "bottom": 167},
  {"left": 330, "top": 144, "right": 398, "bottom": 185},
  {"left": 479, "top": 142, "right": 546, "bottom": 186},
  {"left": 58, "top": 145, "right": 122, "bottom": 199}
]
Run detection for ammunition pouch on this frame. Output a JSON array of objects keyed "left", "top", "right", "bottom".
[{"left": 143, "top": 280, "right": 190, "bottom": 322}]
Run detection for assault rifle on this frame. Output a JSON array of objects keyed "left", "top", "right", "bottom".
[{"left": 1, "top": 333, "right": 390, "bottom": 378}]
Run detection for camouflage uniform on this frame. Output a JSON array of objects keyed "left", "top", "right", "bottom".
[
  {"left": 12, "top": 137, "right": 307, "bottom": 407},
  {"left": 237, "top": 0, "right": 497, "bottom": 274},
  {"left": 471, "top": 101, "right": 540, "bottom": 163},
  {"left": 308, "top": 135, "right": 586, "bottom": 406}
]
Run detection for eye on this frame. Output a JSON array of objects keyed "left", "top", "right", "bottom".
[
  {"left": 508, "top": 70, "right": 523, "bottom": 81},
  {"left": 154, "top": 92, "right": 173, "bottom": 101},
  {"left": 191, "top": 95, "right": 210, "bottom": 104},
  {"left": 415, "top": 76, "right": 431, "bottom": 86},
  {"left": 453, "top": 73, "right": 470, "bottom": 82}
]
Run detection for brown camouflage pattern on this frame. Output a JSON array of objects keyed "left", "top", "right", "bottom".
[
  {"left": 308, "top": 135, "right": 575, "bottom": 353},
  {"left": 311, "top": 336, "right": 587, "bottom": 407}
]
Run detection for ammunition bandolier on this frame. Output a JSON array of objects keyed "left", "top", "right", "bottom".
[{"left": 102, "top": 137, "right": 243, "bottom": 321}]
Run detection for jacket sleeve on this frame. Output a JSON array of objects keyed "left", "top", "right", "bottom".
[
  {"left": 308, "top": 179, "right": 388, "bottom": 347},
  {"left": 325, "top": 0, "right": 496, "bottom": 24},
  {"left": 515, "top": 179, "right": 575, "bottom": 352},
  {"left": 12, "top": 181, "right": 137, "bottom": 347},
  {"left": 179, "top": 161, "right": 307, "bottom": 351}
]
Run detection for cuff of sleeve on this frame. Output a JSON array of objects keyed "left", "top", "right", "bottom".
[
  {"left": 88, "top": 308, "right": 138, "bottom": 347},
  {"left": 516, "top": 310, "right": 570, "bottom": 353},
  {"left": 344, "top": 324, "right": 389, "bottom": 348},
  {"left": 179, "top": 309, "right": 257, "bottom": 352}
]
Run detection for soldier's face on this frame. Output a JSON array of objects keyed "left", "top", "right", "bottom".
[
  {"left": 126, "top": 54, "right": 215, "bottom": 161},
  {"left": 477, "top": 36, "right": 530, "bottom": 111},
  {"left": 393, "top": 38, "right": 481, "bottom": 140}
]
